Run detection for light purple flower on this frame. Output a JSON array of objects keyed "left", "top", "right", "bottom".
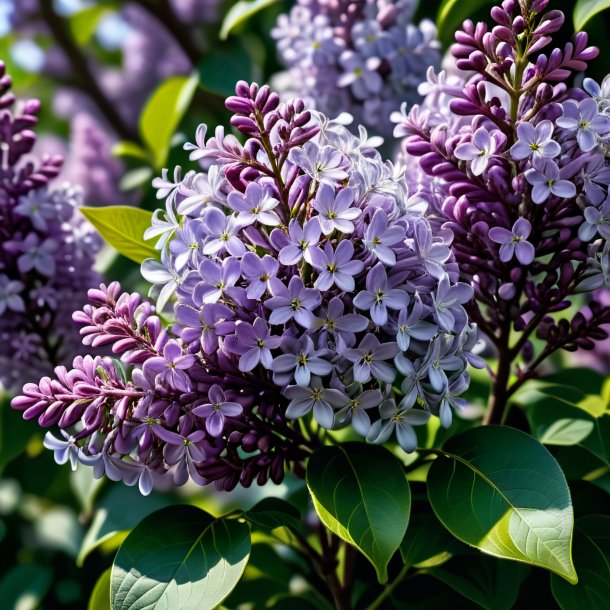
[
  {"left": 176, "top": 302, "right": 234, "bottom": 354},
  {"left": 43, "top": 430, "right": 80, "bottom": 471},
  {"left": 556, "top": 98, "right": 610, "bottom": 152},
  {"left": 271, "top": 335, "right": 332, "bottom": 386},
  {"left": 353, "top": 262, "right": 407, "bottom": 326},
  {"left": 7, "top": 233, "right": 58, "bottom": 277},
  {"left": 311, "top": 297, "right": 369, "bottom": 351},
  {"left": 396, "top": 295, "right": 437, "bottom": 351},
  {"left": 524, "top": 158, "right": 577, "bottom": 203},
  {"left": 367, "top": 400, "right": 430, "bottom": 452},
  {"left": 227, "top": 182, "right": 281, "bottom": 226},
  {"left": 489, "top": 217, "right": 536, "bottom": 265},
  {"left": 234, "top": 318, "right": 282, "bottom": 372},
  {"left": 579, "top": 198, "right": 610, "bottom": 241},
  {"left": 201, "top": 207, "right": 246, "bottom": 256},
  {"left": 431, "top": 276, "right": 473, "bottom": 333},
  {"left": 193, "top": 385, "right": 243, "bottom": 437},
  {"left": 312, "top": 184, "right": 361, "bottom": 235},
  {"left": 265, "top": 276, "right": 321, "bottom": 328},
  {"left": 509, "top": 120, "right": 560, "bottom": 161},
  {"left": 155, "top": 427, "right": 207, "bottom": 486},
  {"left": 240, "top": 252, "right": 279, "bottom": 300},
  {"left": 14, "top": 189, "right": 56, "bottom": 231},
  {"left": 141, "top": 253, "right": 181, "bottom": 312},
  {"left": 169, "top": 219, "right": 205, "bottom": 272},
  {"left": 310, "top": 240, "right": 364, "bottom": 292},
  {"left": 142, "top": 339, "right": 195, "bottom": 392},
  {"left": 284, "top": 378, "right": 348, "bottom": 429},
  {"left": 338, "top": 51, "right": 383, "bottom": 100},
  {"left": 193, "top": 257, "right": 241, "bottom": 305},
  {"left": 454, "top": 127, "right": 499, "bottom": 176},
  {"left": 288, "top": 142, "right": 349, "bottom": 184},
  {"left": 335, "top": 389, "right": 382, "bottom": 436},
  {"left": 343, "top": 333, "right": 399, "bottom": 383},
  {"left": 0, "top": 275, "right": 25, "bottom": 315},
  {"left": 277, "top": 217, "right": 321, "bottom": 265},
  {"left": 363, "top": 209, "right": 405, "bottom": 266}
]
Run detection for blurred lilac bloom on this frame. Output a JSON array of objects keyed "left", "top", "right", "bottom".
[
  {"left": 193, "top": 257, "right": 241, "bottom": 305},
  {"left": 489, "top": 217, "right": 535, "bottom": 265},
  {"left": 289, "top": 141, "right": 349, "bottom": 184},
  {"left": 352, "top": 20, "right": 387, "bottom": 57},
  {"left": 579, "top": 197, "right": 610, "bottom": 241},
  {"left": 44, "top": 430, "right": 80, "bottom": 471},
  {"left": 353, "top": 262, "right": 407, "bottom": 326},
  {"left": 525, "top": 158, "right": 577, "bottom": 203},
  {"left": 201, "top": 207, "right": 246, "bottom": 256},
  {"left": 272, "top": 335, "right": 332, "bottom": 386},
  {"left": 312, "top": 184, "right": 361, "bottom": 235},
  {"left": 266, "top": 276, "right": 321, "bottom": 328},
  {"left": 227, "top": 182, "right": 281, "bottom": 227},
  {"left": 235, "top": 318, "right": 282, "bottom": 372},
  {"left": 14, "top": 189, "right": 56, "bottom": 231},
  {"left": 363, "top": 209, "right": 405, "bottom": 265},
  {"left": 310, "top": 240, "right": 364, "bottom": 291},
  {"left": 509, "top": 120, "right": 560, "bottom": 161},
  {"left": 335, "top": 389, "right": 382, "bottom": 436},
  {"left": 366, "top": 399, "right": 430, "bottom": 452},
  {"left": 7, "top": 233, "right": 58, "bottom": 277},
  {"left": 241, "top": 252, "right": 279, "bottom": 300},
  {"left": 431, "top": 276, "right": 473, "bottom": 332},
  {"left": 143, "top": 340, "right": 195, "bottom": 392},
  {"left": 338, "top": 51, "right": 383, "bottom": 99},
  {"left": 169, "top": 219, "right": 205, "bottom": 272},
  {"left": 277, "top": 217, "right": 321, "bottom": 265},
  {"left": 0, "top": 275, "right": 25, "bottom": 315},
  {"left": 556, "top": 98, "right": 610, "bottom": 152},
  {"left": 193, "top": 384, "right": 243, "bottom": 437},
  {"left": 396, "top": 296, "right": 437, "bottom": 351},
  {"left": 311, "top": 297, "right": 369, "bottom": 351},
  {"left": 284, "top": 378, "right": 348, "bottom": 429},
  {"left": 344, "top": 333, "right": 399, "bottom": 383},
  {"left": 454, "top": 127, "right": 499, "bottom": 176}
]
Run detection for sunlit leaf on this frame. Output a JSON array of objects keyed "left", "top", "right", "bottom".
[
  {"left": 0, "top": 564, "right": 52, "bottom": 610},
  {"left": 88, "top": 568, "right": 111, "bottom": 610},
  {"left": 574, "top": 0, "right": 610, "bottom": 30},
  {"left": 220, "top": 0, "right": 280, "bottom": 39},
  {"left": 436, "top": 0, "right": 494, "bottom": 46}
]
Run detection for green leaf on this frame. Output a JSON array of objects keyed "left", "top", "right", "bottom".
[
  {"left": 111, "top": 505, "right": 251, "bottom": 610},
  {"left": 427, "top": 426, "right": 577, "bottom": 583},
  {"left": 0, "top": 392, "right": 34, "bottom": 472},
  {"left": 69, "top": 6, "right": 111, "bottom": 46},
  {"left": 198, "top": 42, "right": 253, "bottom": 97},
  {"left": 574, "top": 0, "right": 610, "bottom": 30},
  {"left": 140, "top": 73, "right": 199, "bottom": 169},
  {"left": 400, "top": 513, "right": 459, "bottom": 568},
  {"left": 580, "top": 414, "right": 610, "bottom": 465},
  {"left": 78, "top": 483, "right": 174, "bottom": 566},
  {"left": 119, "top": 167, "right": 154, "bottom": 192},
  {"left": 220, "top": 0, "right": 279, "bottom": 39},
  {"left": 436, "top": 0, "right": 494, "bottom": 46},
  {"left": 80, "top": 206, "right": 157, "bottom": 264},
  {"left": 88, "top": 568, "right": 111, "bottom": 610},
  {"left": 244, "top": 497, "right": 303, "bottom": 534},
  {"left": 551, "top": 516, "right": 610, "bottom": 609},
  {"left": 527, "top": 399, "right": 596, "bottom": 446},
  {"left": 112, "top": 141, "right": 151, "bottom": 164},
  {"left": 306, "top": 442, "right": 411, "bottom": 583},
  {"left": 429, "top": 553, "right": 530, "bottom": 610},
  {"left": 0, "top": 564, "right": 52, "bottom": 610}
]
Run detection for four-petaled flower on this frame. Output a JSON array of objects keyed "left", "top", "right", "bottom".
[
  {"left": 335, "top": 389, "right": 382, "bottom": 436},
  {"left": 193, "top": 385, "right": 243, "bottom": 436},
  {"left": 284, "top": 378, "right": 348, "bottom": 429},
  {"left": 454, "top": 127, "right": 500, "bottom": 176},
  {"left": 241, "top": 252, "right": 279, "bottom": 300},
  {"left": 201, "top": 207, "right": 247, "bottom": 256},
  {"left": 367, "top": 399, "right": 431, "bottom": 452},
  {"left": 363, "top": 209, "right": 405, "bottom": 266},
  {"left": 142, "top": 339, "right": 195, "bottom": 392},
  {"left": 509, "top": 120, "right": 561, "bottom": 161},
  {"left": 343, "top": 333, "right": 399, "bottom": 383},
  {"left": 524, "top": 158, "right": 577, "bottom": 203},
  {"left": 234, "top": 318, "right": 282, "bottom": 372},
  {"left": 310, "top": 240, "right": 364, "bottom": 292},
  {"left": 556, "top": 98, "right": 610, "bottom": 152},
  {"left": 276, "top": 217, "right": 321, "bottom": 265},
  {"left": 312, "top": 184, "right": 361, "bottom": 235},
  {"left": 265, "top": 276, "right": 321, "bottom": 328},
  {"left": 227, "top": 182, "right": 281, "bottom": 226},
  {"left": 271, "top": 335, "right": 332, "bottom": 386},
  {"left": 489, "top": 217, "right": 536, "bottom": 265}
]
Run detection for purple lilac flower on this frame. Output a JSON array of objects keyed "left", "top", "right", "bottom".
[
  {"left": 311, "top": 297, "right": 369, "bottom": 351},
  {"left": 143, "top": 340, "right": 195, "bottom": 392},
  {"left": 363, "top": 210, "right": 406, "bottom": 266},
  {"left": 510, "top": 121, "right": 561, "bottom": 161},
  {"left": 265, "top": 277, "right": 322, "bottom": 328},
  {"left": 192, "top": 385, "right": 243, "bottom": 437},
  {"left": 240, "top": 252, "right": 279, "bottom": 300},
  {"left": 276, "top": 218, "right": 322, "bottom": 265},
  {"left": 312, "top": 184, "right": 361, "bottom": 235},
  {"left": 288, "top": 142, "right": 349, "bottom": 184},
  {"left": 454, "top": 127, "right": 500, "bottom": 176},
  {"left": 343, "top": 334, "right": 399, "bottom": 383},
  {"left": 353, "top": 263, "right": 407, "bottom": 326},
  {"left": 234, "top": 318, "right": 282, "bottom": 372},
  {"left": 524, "top": 159, "right": 577, "bottom": 204},
  {"left": 271, "top": 336, "right": 332, "bottom": 386},
  {"left": 556, "top": 98, "right": 610, "bottom": 152},
  {"left": 489, "top": 218, "right": 536, "bottom": 265},
  {"left": 335, "top": 389, "right": 382, "bottom": 436},
  {"left": 367, "top": 399, "right": 431, "bottom": 452},
  {"left": 284, "top": 378, "right": 347, "bottom": 429},
  {"left": 227, "top": 182, "right": 281, "bottom": 226},
  {"left": 579, "top": 198, "right": 610, "bottom": 241},
  {"left": 310, "top": 240, "right": 364, "bottom": 291}
]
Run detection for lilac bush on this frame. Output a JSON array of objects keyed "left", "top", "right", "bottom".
[
  {"left": 393, "top": 0, "right": 610, "bottom": 423},
  {"left": 0, "top": 62, "right": 101, "bottom": 390},
  {"left": 12, "top": 81, "right": 481, "bottom": 493},
  {"left": 271, "top": 0, "right": 441, "bottom": 136}
]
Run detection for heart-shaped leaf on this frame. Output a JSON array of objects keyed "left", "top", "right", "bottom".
[
  {"left": 111, "top": 505, "right": 250, "bottom": 610},
  {"left": 551, "top": 515, "right": 610, "bottom": 610},
  {"left": 428, "top": 426, "right": 577, "bottom": 583},
  {"left": 306, "top": 442, "right": 411, "bottom": 583},
  {"left": 80, "top": 206, "right": 157, "bottom": 264}
]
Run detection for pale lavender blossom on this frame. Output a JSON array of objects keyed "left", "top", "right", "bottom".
[
  {"left": 509, "top": 120, "right": 561, "bottom": 161},
  {"left": 366, "top": 399, "right": 430, "bottom": 452},
  {"left": 192, "top": 257, "right": 241, "bottom": 305},
  {"left": 338, "top": 52, "right": 383, "bottom": 99},
  {"left": 142, "top": 340, "right": 195, "bottom": 392},
  {"left": 489, "top": 218, "right": 536, "bottom": 265},
  {"left": 396, "top": 296, "right": 437, "bottom": 351},
  {"left": 363, "top": 209, "right": 406, "bottom": 266},
  {"left": 7, "top": 233, "right": 58, "bottom": 277},
  {"left": 310, "top": 240, "right": 364, "bottom": 292},
  {"left": 335, "top": 389, "right": 382, "bottom": 436},
  {"left": 271, "top": 335, "right": 332, "bottom": 386},
  {"left": 343, "top": 333, "right": 399, "bottom": 383},
  {"left": 353, "top": 263, "right": 407, "bottom": 326},
  {"left": 240, "top": 252, "right": 279, "bottom": 300},
  {"left": 524, "top": 158, "right": 577, "bottom": 204},
  {"left": 311, "top": 297, "right": 369, "bottom": 351},
  {"left": 556, "top": 98, "right": 610, "bottom": 152},
  {"left": 265, "top": 277, "right": 321, "bottom": 328},
  {"left": 227, "top": 182, "right": 281, "bottom": 226},
  {"left": 192, "top": 385, "right": 243, "bottom": 437},
  {"left": 312, "top": 184, "right": 361, "bottom": 235},
  {"left": 288, "top": 142, "right": 349, "bottom": 184},
  {"left": 454, "top": 127, "right": 499, "bottom": 176},
  {"left": 276, "top": 217, "right": 321, "bottom": 265},
  {"left": 201, "top": 207, "right": 247, "bottom": 256},
  {"left": 169, "top": 219, "right": 205, "bottom": 272},
  {"left": 234, "top": 318, "right": 282, "bottom": 372},
  {"left": 44, "top": 431, "right": 80, "bottom": 471},
  {"left": 284, "top": 378, "right": 347, "bottom": 429},
  {"left": 0, "top": 276, "right": 25, "bottom": 315},
  {"left": 14, "top": 189, "right": 56, "bottom": 231},
  {"left": 579, "top": 197, "right": 610, "bottom": 241}
]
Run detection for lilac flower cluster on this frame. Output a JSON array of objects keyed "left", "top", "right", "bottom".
[
  {"left": 271, "top": 0, "right": 440, "bottom": 136},
  {"left": 0, "top": 63, "right": 101, "bottom": 390},
  {"left": 13, "top": 82, "right": 481, "bottom": 494},
  {"left": 394, "top": 0, "right": 610, "bottom": 387}
]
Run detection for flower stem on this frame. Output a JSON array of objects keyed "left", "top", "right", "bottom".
[{"left": 364, "top": 563, "right": 410, "bottom": 610}]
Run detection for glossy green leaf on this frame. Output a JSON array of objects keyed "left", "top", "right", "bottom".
[
  {"left": 140, "top": 74, "right": 199, "bottom": 168},
  {"left": 437, "top": 0, "right": 494, "bottom": 46},
  {"left": 244, "top": 497, "right": 303, "bottom": 534},
  {"left": 400, "top": 513, "right": 459, "bottom": 568},
  {"left": 69, "top": 6, "right": 111, "bottom": 46},
  {"left": 111, "top": 505, "right": 251, "bottom": 610},
  {"left": 198, "top": 43, "right": 253, "bottom": 97},
  {"left": 0, "top": 564, "right": 52, "bottom": 610},
  {"left": 119, "top": 167, "right": 154, "bottom": 192},
  {"left": 88, "top": 568, "right": 111, "bottom": 610},
  {"left": 429, "top": 553, "right": 530, "bottom": 610},
  {"left": 220, "top": 0, "right": 279, "bottom": 39},
  {"left": 306, "top": 442, "right": 411, "bottom": 583},
  {"left": 574, "top": 0, "right": 610, "bottom": 30},
  {"left": 551, "top": 516, "right": 610, "bottom": 609},
  {"left": 112, "top": 141, "right": 151, "bottom": 164},
  {"left": 427, "top": 426, "right": 577, "bottom": 583},
  {"left": 80, "top": 206, "right": 157, "bottom": 264},
  {"left": 580, "top": 414, "right": 610, "bottom": 465},
  {"left": 527, "top": 399, "right": 596, "bottom": 446},
  {"left": 78, "top": 484, "right": 173, "bottom": 566}
]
